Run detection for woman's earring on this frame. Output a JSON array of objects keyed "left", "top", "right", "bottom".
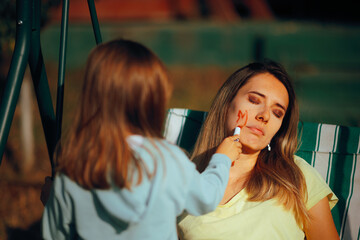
[{"left": 267, "top": 144, "right": 271, "bottom": 151}]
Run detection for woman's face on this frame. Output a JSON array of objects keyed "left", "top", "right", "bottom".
[{"left": 226, "top": 73, "right": 289, "bottom": 153}]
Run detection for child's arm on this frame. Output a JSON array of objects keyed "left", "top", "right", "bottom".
[{"left": 184, "top": 135, "right": 241, "bottom": 216}]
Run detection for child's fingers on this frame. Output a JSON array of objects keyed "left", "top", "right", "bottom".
[
  {"left": 234, "top": 141, "right": 242, "bottom": 158},
  {"left": 227, "top": 136, "right": 242, "bottom": 158},
  {"left": 215, "top": 135, "right": 243, "bottom": 162},
  {"left": 228, "top": 135, "right": 241, "bottom": 142},
  {"left": 225, "top": 135, "right": 242, "bottom": 149},
  {"left": 228, "top": 135, "right": 242, "bottom": 158}
]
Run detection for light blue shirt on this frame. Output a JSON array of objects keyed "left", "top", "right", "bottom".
[{"left": 42, "top": 136, "right": 231, "bottom": 239}]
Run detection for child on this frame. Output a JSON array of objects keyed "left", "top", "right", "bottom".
[{"left": 41, "top": 39, "right": 242, "bottom": 240}]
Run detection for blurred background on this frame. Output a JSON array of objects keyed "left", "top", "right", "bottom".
[{"left": 0, "top": 0, "right": 359, "bottom": 239}]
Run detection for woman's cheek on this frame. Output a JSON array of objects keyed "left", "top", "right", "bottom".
[{"left": 226, "top": 113, "right": 238, "bottom": 134}]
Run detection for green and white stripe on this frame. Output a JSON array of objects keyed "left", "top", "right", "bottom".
[
  {"left": 312, "top": 124, "right": 339, "bottom": 183},
  {"left": 340, "top": 153, "right": 359, "bottom": 240},
  {"left": 164, "top": 108, "right": 189, "bottom": 145},
  {"left": 309, "top": 123, "right": 360, "bottom": 239},
  {"left": 314, "top": 124, "right": 339, "bottom": 153}
]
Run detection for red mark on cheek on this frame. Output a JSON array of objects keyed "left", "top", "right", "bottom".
[{"left": 236, "top": 110, "right": 248, "bottom": 128}]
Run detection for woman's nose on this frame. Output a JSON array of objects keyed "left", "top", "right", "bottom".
[{"left": 255, "top": 107, "right": 270, "bottom": 123}]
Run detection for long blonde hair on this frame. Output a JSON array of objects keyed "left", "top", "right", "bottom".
[
  {"left": 56, "top": 39, "right": 172, "bottom": 190},
  {"left": 192, "top": 60, "right": 309, "bottom": 228}
]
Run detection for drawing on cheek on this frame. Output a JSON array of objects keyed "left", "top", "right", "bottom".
[
  {"left": 233, "top": 110, "right": 248, "bottom": 136},
  {"left": 236, "top": 110, "right": 248, "bottom": 128}
]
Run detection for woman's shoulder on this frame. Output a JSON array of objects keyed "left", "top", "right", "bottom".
[
  {"left": 293, "top": 155, "right": 338, "bottom": 209},
  {"left": 294, "top": 155, "right": 312, "bottom": 170},
  {"left": 293, "top": 155, "right": 322, "bottom": 181}
]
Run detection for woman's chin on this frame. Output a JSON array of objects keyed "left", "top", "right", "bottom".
[{"left": 241, "top": 144, "right": 263, "bottom": 155}]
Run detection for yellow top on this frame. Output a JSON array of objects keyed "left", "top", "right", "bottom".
[{"left": 178, "top": 156, "right": 338, "bottom": 240}]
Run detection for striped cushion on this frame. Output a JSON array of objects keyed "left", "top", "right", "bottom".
[{"left": 164, "top": 108, "right": 360, "bottom": 240}]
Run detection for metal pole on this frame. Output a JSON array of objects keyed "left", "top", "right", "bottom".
[
  {"left": 55, "top": 0, "right": 69, "bottom": 146},
  {"left": 28, "top": 0, "right": 57, "bottom": 174},
  {"left": 87, "top": 0, "right": 103, "bottom": 44},
  {"left": 0, "top": 0, "right": 32, "bottom": 164}
]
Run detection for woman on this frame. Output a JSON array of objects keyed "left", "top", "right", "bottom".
[{"left": 178, "top": 60, "right": 339, "bottom": 239}]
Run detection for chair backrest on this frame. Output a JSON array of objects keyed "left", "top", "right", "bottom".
[{"left": 164, "top": 108, "right": 360, "bottom": 240}]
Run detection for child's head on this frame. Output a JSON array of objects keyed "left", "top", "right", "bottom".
[
  {"left": 81, "top": 39, "right": 172, "bottom": 138},
  {"left": 58, "top": 39, "right": 171, "bottom": 189}
]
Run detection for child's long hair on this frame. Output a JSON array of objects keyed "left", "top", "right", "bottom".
[
  {"left": 56, "top": 39, "right": 172, "bottom": 190},
  {"left": 192, "top": 60, "right": 309, "bottom": 228}
]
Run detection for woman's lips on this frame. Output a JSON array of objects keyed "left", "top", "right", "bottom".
[{"left": 247, "top": 126, "right": 265, "bottom": 136}]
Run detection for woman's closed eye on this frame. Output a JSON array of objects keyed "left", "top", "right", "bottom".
[
  {"left": 248, "top": 95, "right": 260, "bottom": 104},
  {"left": 248, "top": 92, "right": 286, "bottom": 118},
  {"left": 272, "top": 109, "right": 284, "bottom": 118}
]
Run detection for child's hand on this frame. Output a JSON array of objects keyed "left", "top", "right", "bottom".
[{"left": 215, "top": 135, "right": 242, "bottom": 162}]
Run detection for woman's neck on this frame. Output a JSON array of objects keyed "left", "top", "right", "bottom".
[
  {"left": 232, "top": 150, "right": 259, "bottom": 173},
  {"left": 219, "top": 151, "right": 259, "bottom": 205}
]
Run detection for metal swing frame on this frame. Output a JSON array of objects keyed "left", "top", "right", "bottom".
[{"left": 0, "top": 0, "right": 102, "bottom": 177}]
